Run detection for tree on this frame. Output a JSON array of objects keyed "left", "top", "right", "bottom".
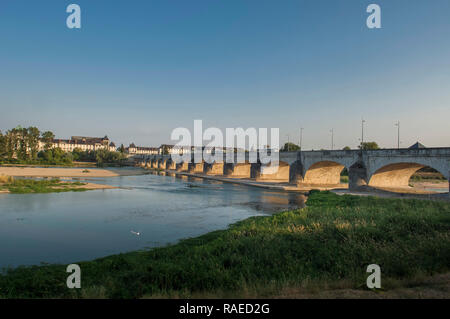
[
  {"left": 38, "top": 149, "right": 53, "bottom": 163},
  {"left": 14, "top": 126, "right": 29, "bottom": 160},
  {"left": 280, "top": 142, "right": 301, "bottom": 152},
  {"left": 359, "top": 142, "right": 379, "bottom": 150},
  {"left": 27, "top": 127, "right": 40, "bottom": 160},
  {"left": 38, "top": 147, "right": 74, "bottom": 165},
  {"left": 5, "top": 128, "right": 19, "bottom": 160},
  {"left": 61, "top": 152, "right": 73, "bottom": 164},
  {"left": 72, "top": 148, "right": 83, "bottom": 161},
  {"left": 41, "top": 131, "right": 55, "bottom": 151},
  {"left": 95, "top": 149, "right": 127, "bottom": 166},
  {"left": 0, "top": 131, "right": 6, "bottom": 159},
  {"left": 118, "top": 144, "right": 125, "bottom": 153},
  {"left": 52, "top": 147, "right": 66, "bottom": 161},
  {"left": 343, "top": 146, "right": 351, "bottom": 150}
]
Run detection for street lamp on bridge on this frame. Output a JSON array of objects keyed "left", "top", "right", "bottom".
[
  {"left": 299, "top": 127, "right": 304, "bottom": 150},
  {"left": 395, "top": 121, "right": 401, "bottom": 149},
  {"left": 330, "top": 128, "right": 334, "bottom": 150}
]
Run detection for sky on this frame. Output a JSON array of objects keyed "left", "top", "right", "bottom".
[{"left": 0, "top": 0, "right": 449, "bottom": 150}]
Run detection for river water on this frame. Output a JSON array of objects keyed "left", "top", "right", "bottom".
[{"left": 0, "top": 171, "right": 306, "bottom": 269}]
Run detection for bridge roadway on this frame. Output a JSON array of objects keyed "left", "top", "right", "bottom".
[{"left": 133, "top": 148, "right": 450, "bottom": 196}]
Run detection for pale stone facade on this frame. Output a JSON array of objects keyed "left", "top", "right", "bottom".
[
  {"left": 38, "top": 136, "right": 116, "bottom": 152},
  {"left": 126, "top": 143, "right": 159, "bottom": 155}
]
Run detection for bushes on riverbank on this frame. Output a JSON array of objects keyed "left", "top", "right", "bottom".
[
  {"left": 0, "top": 191, "right": 449, "bottom": 298},
  {"left": 0, "top": 176, "right": 87, "bottom": 194}
]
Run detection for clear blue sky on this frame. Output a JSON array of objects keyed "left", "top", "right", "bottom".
[{"left": 0, "top": 0, "right": 449, "bottom": 149}]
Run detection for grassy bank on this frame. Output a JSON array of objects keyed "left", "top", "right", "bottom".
[
  {"left": 0, "top": 162, "right": 96, "bottom": 168},
  {"left": 410, "top": 172, "right": 447, "bottom": 182},
  {"left": 0, "top": 176, "right": 87, "bottom": 194},
  {"left": 0, "top": 191, "right": 449, "bottom": 298}
]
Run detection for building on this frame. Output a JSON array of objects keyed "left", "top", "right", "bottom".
[
  {"left": 158, "top": 144, "right": 179, "bottom": 155},
  {"left": 38, "top": 135, "right": 117, "bottom": 152},
  {"left": 126, "top": 143, "right": 159, "bottom": 155}
]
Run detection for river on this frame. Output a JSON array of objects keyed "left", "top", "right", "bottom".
[{"left": 0, "top": 171, "right": 306, "bottom": 269}]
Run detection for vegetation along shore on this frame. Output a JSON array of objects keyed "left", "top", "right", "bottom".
[{"left": 0, "top": 191, "right": 449, "bottom": 298}]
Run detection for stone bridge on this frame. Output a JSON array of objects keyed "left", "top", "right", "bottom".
[{"left": 133, "top": 148, "right": 450, "bottom": 195}]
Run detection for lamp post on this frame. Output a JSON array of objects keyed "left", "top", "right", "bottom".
[
  {"left": 299, "top": 127, "right": 304, "bottom": 150},
  {"left": 330, "top": 128, "right": 334, "bottom": 150},
  {"left": 395, "top": 121, "right": 400, "bottom": 149},
  {"left": 361, "top": 117, "right": 366, "bottom": 148}
]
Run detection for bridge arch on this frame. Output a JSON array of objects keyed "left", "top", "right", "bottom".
[
  {"left": 303, "top": 160, "right": 346, "bottom": 185},
  {"left": 368, "top": 162, "right": 449, "bottom": 188},
  {"left": 257, "top": 160, "right": 290, "bottom": 182}
]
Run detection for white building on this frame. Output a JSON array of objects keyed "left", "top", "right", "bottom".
[
  {"left": 39, "top": 136, "right": 117, "bottom": 152},
  {"left": 127, "top": 143, "right": 159, "bottom": 155}
]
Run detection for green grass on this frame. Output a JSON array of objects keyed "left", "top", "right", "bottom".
[
  {"left": 1, "top": 178, "right": 87, "bottom": 194},
  {"left": 0, "top": 160, "right": 74, "bottom": 167},
  {"left": 0, "top": 191, "right": 449, "bottom": 298},
  {"left": 410, "top": 175, "right": 447, "bottom": 181},
  {"left": 340, "top": 176, "right": 349, "bottom": 183}
]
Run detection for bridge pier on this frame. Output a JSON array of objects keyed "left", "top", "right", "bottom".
[
  {"left": 188, "top": 162, "right": 204, "bottom": 174},
  {"left": 165, "top": 159, "right": 176, "bottom": 170},
  {"left": 250, "top": 163, "right": 261, "bottom": 179},
  {"left": 176, "top": 162, "right": 189, "bottom": 172},
  {"left": 256, "top": 162, "right": 290, "bottom": 182},
  {"left": 204, "top": 162, "right": 224, "bottom": 175},
  {"left": 289, "top": 161, "right": 304, "bottom": 185},
  {"left": 348, "top": 164, "right": 368, "bottom": 190},
  {"left": 224, "top": 163, "right": 251, "bottom": 178}
]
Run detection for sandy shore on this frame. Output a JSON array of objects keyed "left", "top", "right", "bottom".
[
  {"left": 0, "top": 167, "right": 148, "bottom": 178},
  {"left": 68, "top": 182, "right": 117, "bottom": 191}
]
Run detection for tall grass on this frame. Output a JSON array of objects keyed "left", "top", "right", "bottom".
[
  {"left": 0, "top": 177, "right": 87, "bottom": 194},
  {"left": 0, "top": 191, "right": 449, "bottom": 298},
  {"left": 0, "top": 175, "right": 14, "bottom": 184},
  {"left": 410, "top": 174, "right": 447, "bottom": 181}
]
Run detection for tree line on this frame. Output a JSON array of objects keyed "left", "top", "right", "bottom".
[
  {"left": 0, "top": 126, "right": 55, "bottom": 162},
  {"left": 0, "top": 126, "right": 127, "bottom": 166}
]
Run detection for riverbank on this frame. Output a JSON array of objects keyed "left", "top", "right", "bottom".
[
  {"left": 1, "top": 191, "right": 449, "bottom": 299},
  {"left": 0, "top": 167, "right": 149, "bottom": 178}
]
